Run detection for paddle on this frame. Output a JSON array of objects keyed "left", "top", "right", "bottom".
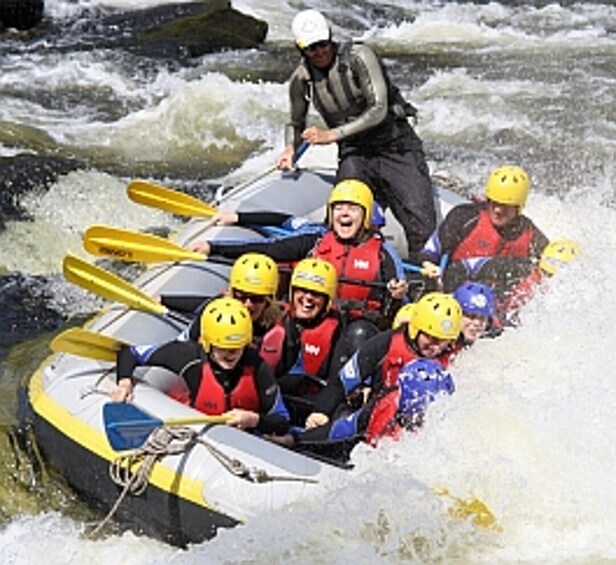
[
  {"left": 50, "top": 328, "right": 126, "bottom": 362},
  {"left": 127, "top": 180, "right": 218, "bottom": 218},
  {"left": 63, "top": 254, "right": 189, "bottom": 325},
  {"left": 84, "top": 225, "right": 206, "bottom": 264},
  {"left": 103, "top": 402, "right": 230, "bottom": 451}
]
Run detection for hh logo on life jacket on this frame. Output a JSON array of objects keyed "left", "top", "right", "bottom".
[
  {"left": 304, "top": 343, "right": 321, "bottom": 356},
  {"left": 353, "top": 258, "right": 371, "bottom": 270}
]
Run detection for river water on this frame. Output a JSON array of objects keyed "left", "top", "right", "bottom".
[{"left": 1, "top": 1, "right": 615, "bottom": 563}]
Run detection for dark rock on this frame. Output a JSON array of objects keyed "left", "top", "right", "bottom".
[
  {"left": 0, "top": 273, "right": 66, "bottom": 353},
  {"left": 135, "top": 1, "right": 268, "bottom": 58},
  {"left": 0, "top": 0, "right": 44, "bottom": 32},
  {"left": 0, "top": 154, "right": 82, "bottom": 225}
]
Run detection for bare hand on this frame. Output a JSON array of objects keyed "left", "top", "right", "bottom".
[
  {"left": 110, "top": 378, "right": 134, "bottom": 402},
  {"left": 212, "top": 211, "right": 239, "bottom": 226},
  {"left": 223, "top": 408, "right": 259, "bottom": 430},
  {"left": 301, "top": 126, "right": 337, "bottom": 146},
  {"left": 276, "top": 146, "right": 295, "bottom": 171},
  {"left": 421, "top": 261, "right": 441, "bottom": 278},
  {"left": 189, "top": 241, "right": 210, "bottom": 255},
  {"left": 387, "top": 279, "right": 409, "bottom": 300},
  {"left": 305, "top": 412, "right": 329, "bottom": 429}
]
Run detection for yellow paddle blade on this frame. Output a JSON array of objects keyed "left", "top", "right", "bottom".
[
  {"left": 127, "top": 180, "right": 218, "bottom": 218},
  {"left": 433, "top": 487, "right": 501, "bottom": 531},
  {"left": 83, "top": 225, "right": 206, "bottom": 264},
  {"left": 50, "top": 328, "right": 126, "bottom": 362},
  {"left": 63, "top": 254, "right": 167, "bottom": 316}
]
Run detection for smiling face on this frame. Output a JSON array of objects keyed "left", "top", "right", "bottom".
[
  {"left": 291, "top": 287, "right": 327, "bottom": 321},
  {"left": 210, "top": 345, "right": 244, "bottom": 370},
  {"left": 460, "top": 313, "right": 489, "bottom": 343},
  {"left": 415, "top": 332, "right": 453, "bottom": 358},
  {"left": 487, "top": 199, "right": 519, "bottom": 228},
  {"left": 331, "top": 202, "right": 364, "bottom": 240}
]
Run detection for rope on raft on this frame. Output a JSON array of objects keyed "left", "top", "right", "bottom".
[{"left": 88, "top": 425, "right": 318, "bottom": 537}]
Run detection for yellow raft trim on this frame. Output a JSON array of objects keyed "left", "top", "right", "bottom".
[{"left": 28, "top": 366, "right": 211, "bottom": 510}]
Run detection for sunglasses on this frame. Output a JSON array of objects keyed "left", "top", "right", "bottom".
[
  {"left": 232, "top": 290, "right": 267, "bottom": 304},
  {"left": 304, "top": 40, "right": 330, "bottom": 54}
]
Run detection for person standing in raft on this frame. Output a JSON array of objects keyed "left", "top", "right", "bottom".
[
  {"left": 276, "top": 9, "right": 436, "bottom": 255},
  {"left": 110, "top": 298, "right": 290, "bottom": 435},
  {"left": 413, "top": 165, "right": 550, "bottom": 294},
  {"left": 303, "top": 291, "right": 462, "bottom": 431},
  {"left": 191, "top": 179, "right": 409, "bottom": 329}
]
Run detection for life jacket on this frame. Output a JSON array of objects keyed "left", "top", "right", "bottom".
[
  {"left": 380, "top": 329, "right": 421, "bottom": 388},
  {"left": 299, "top": 42, "right": 416, "bottom": 147},
  {"left": 192, "top": 358, "right": 260, "bottom": 415},
  {"left": 313, "top": 231, "right": 382, "bottom": 306},
  {"left": 452, "top": 209, "right": 535, "bottom": 262},
  {"left": 286, "top": 313, "right": 340, "bottom": 391},
  {"left": 498, "top": 267, "right": 544, "bottom": 323},
  {"left": 364, "top": 388, "right": 403, "bottom": 446},
  {"left": 258, "top": 324, "right": 286, "bottom": 371}
]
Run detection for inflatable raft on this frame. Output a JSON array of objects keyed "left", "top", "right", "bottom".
[{"left": 23, "top": 164, "right": 464, "bottom": 546}]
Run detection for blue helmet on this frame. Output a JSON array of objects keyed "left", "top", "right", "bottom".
[
  {"left": 371, "top": 202, "right": 386, "bottom": 228},
  {"left": 397, "top": 358, "right": 455, "bottom": 425},
  {"left": 454, "top": 282, "right": 496, "bottom": 318}
]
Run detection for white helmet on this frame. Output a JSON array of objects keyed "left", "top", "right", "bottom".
[{"left": 292, "top": 9, "right": 331, "bottom": 49}]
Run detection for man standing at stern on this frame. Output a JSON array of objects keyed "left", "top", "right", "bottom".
[{"left": 277, "top": 9, "right": 436, "bottom": 255}]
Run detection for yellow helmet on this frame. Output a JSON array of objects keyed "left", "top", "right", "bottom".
[
  {"left": 409, "top": 292, "right": 462, "bottom": 341},
  {"left": 229, "top": 253, "right": 278, "bottom": 298},
  {"left": 539, "top": 239, "right": 580, "bottom": 275},
  {"left": 290, "top": 257, "right": 338, "bottom": 308},
  {"left": 328, "top": 179, "right": 374, "bottom": 229},
  {"left": 484, "top": 165, "right": 531, "bottom": 208},
  {"left": 392, "top": 303, "right": 416, "bottom": 330},
  {"left": 200, "top": 297, "right": 253, "bottom": 352}
]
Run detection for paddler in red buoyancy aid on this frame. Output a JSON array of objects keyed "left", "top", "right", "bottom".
[
  {"left": 412, "top": 165, "right": 550, "bottom": 295},
  {"left": 190, "top": 179, "right": 410, "bottom": 329},
  {"left": 111, "top": 298, "right": 290, "bottom": 435},
  {"left": 302, "top": 291, "right": 462, "bottom": 431},
  {"left": 266, "top": 257, "right": 344, "bottom": 425},
  {"left": 291, "top": 358, "right": 455, "bottom": 459}
]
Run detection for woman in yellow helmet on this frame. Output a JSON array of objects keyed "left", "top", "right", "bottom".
[
  {"left": 111, "top": 297, "right": 290, "bottom": 434},
  {"left": 259, "top": 258, "right": 347, "bottom": 424},
  {"left": 413, "top": 165, "right": 549, "bottom": 295},
  {"left": 192, "top": 179, "right": 410, "bottom": 328},
  {"left": 160, "top": 252, "right": 285, "bottom": 368}
]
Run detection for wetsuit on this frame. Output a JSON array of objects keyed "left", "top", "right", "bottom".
[
  {"left": 412, "top": 202, "right": 549, "bottom": 293},
  {"left": 208, "top": 212, "right": 406, "bottom": 327},
  {"left": 285, "top": 41, "right": 436, "bottom": 254},
  {"left": 116, "top": 341, "right": 290, "bottom": 435}
]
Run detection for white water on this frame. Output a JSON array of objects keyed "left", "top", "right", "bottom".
[{"left": 1, "top": 1, "right": 615, "bottom": 562}]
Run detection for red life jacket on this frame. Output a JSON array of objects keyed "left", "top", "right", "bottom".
[
  {"left": 380, "top": 330, "right": 421, "bottom": 388},
  {"left": 498, "top": 267, "right": 544, "bottom": 321},
  {"left": 313, "top": 231, "right": 382, "bottom": 302},
  {"left": 452, "top": 209, "right": 534, "bottom": 261},
  {"left": 192, "top": 359, "right": 260, "bottom": 415},
  {"left": 364, "top": 388, "right": 403, "bottom": 446},
  {"left": 288, "top": 314, "right": 340, "bottom": 378},
  {"left": 259, "top": 324, "right": 286, "bottom": 371}
]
